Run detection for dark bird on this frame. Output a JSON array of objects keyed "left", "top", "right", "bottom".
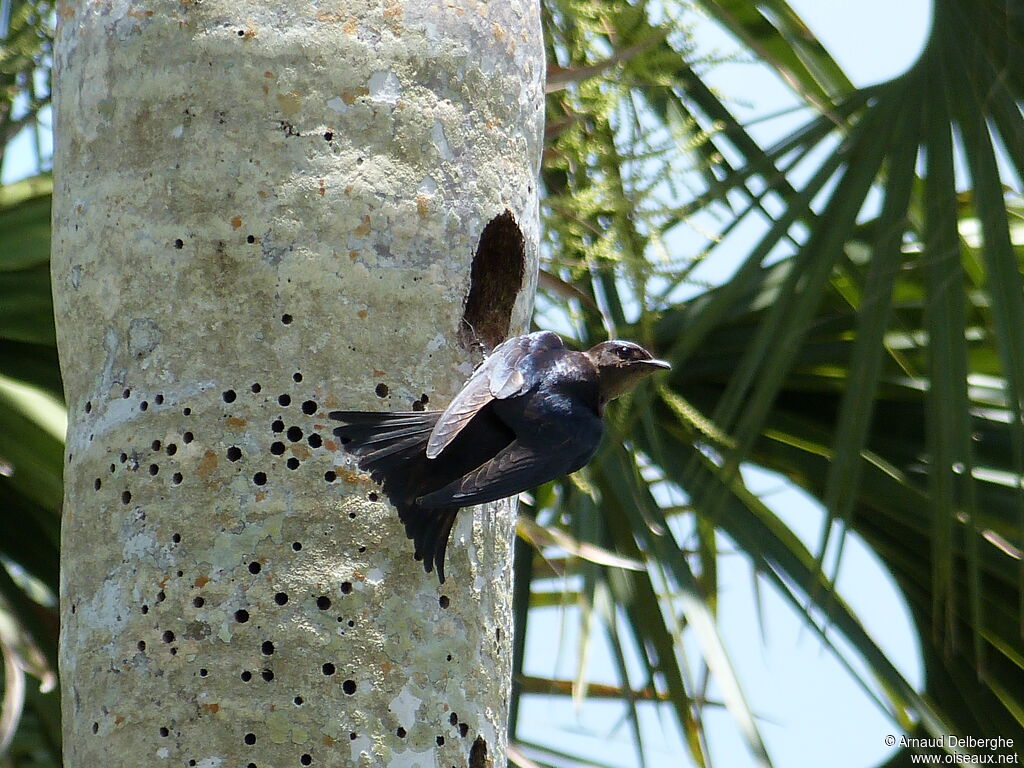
[{"left": 329, "top": 330, "right": 670, "bottom": 582}]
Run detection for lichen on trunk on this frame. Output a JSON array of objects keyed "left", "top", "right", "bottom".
[{"left": 51, "top": 1, "right": 544, "bottom": 766}]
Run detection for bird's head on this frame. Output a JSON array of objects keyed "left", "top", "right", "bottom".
[{"left": 585, "top": 340, "right": 671, "bottom": 403}]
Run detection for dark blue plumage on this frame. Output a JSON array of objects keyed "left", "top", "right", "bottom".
[{"left": 330, "top": 331, "right": 669, "bottom": 582}]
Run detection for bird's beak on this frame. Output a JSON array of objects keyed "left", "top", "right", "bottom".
[{"left": 639, "top": 358, "right": 671, "bottom": 370}]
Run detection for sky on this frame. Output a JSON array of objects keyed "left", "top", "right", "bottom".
[{"left": 4, "top": 2, "right": 936, "bottom": 767}]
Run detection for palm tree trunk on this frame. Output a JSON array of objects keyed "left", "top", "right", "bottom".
[{"left": 51, "top": 2, "right": 543, "bottom": 766}]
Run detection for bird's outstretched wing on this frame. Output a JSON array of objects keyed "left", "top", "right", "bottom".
[
  {"left": 425, "top": 331, "right": 564, "bottom": 459},
  {"left": 418, "top": 439, "right": 565, "bottom": 508}
]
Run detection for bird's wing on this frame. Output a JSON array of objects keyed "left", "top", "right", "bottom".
[
  {"left": 417, "top": 439, "right": 562, "bottom": 508},
  {"left": 425, "top": 331, "right": 564, "bottom": 459}
]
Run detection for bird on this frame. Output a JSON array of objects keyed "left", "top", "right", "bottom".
[{"left": 329, "top": 330, "right": 670, "bottom": 582}]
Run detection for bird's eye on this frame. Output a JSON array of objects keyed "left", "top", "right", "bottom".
[{"left": 616, "top": 345, "right": 634, "bottom": 359}]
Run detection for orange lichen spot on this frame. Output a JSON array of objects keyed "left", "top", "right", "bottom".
[
  {"left": 255, "top": 491, "right": 267, "bottom": 502},
  {"left": 114, "top": 715, "right": 125, "bottom": 725},
  {"left": 338, "top": 468, "right": 364, "bottom": 485},
  {"left": 230, "top": 215, "right": 243, "bottom": 230},
  {"left": 357, "top": 309, "right": 368, "bottom": 319},
  {"left": 324, "top": 439, "right": 338, "bottom": 452},
  {"left": 344, "top": 185, "right": 353, "bottom": 195},
  {"left": 349, "top": 250, "right": 359, "bottom": 261},
  {"left": 276, "top": 91, "right": 302, "bottom": 117},
  {"left": 492, "top": 22, "right": 506, "bottom": 41},
  {"left": 323, "top": 735, "right": 335, "bottom": 747},
  {"left": 226, "top": 417, "right": 247, "bottom": 432},
  {"left": 257, "top": 189, "right": 269, "bottom": 199},
  {"left": 383, "top": 3, "right": 402, "bottom": 22},
  {"left": 342, "top": 16, "right": 358, "bottom": 34},
  {"left": 240, "top": 28, "right": 257, "bottom": 40},
  {"left": 290, "top": 445, "right": 312, "bottom": 460},
  {"left": 372, "top": 369, "right": 386, "bottom": 378},
  {"left": 354, "top": 215, "right": 371, "bottom": 236},
  {"left": 58, "top": 2, "right": 75, "bottom": 19},
  {"left": 264, "top": 71, "right": 274, "bottom": 78},
  {"left": 196, "top": 450, "right": 218, "bottom": 478},
  {"left": 381, "top": 661, "right": 393, "bottom": 674},
  {"left": 416, "top": 195, "right": 429, "bottom": 218},
  {"left": 324, "top": 394, "right": 339, "bottom": 408},
  {"left": 318, "top": 178, "right": 326, "bottom": 197},
  {"left": 195, "top": 576, "right": 210, "bottom": 588},
  {"left": 201, "top": 703, "right": 220, "bottom": 714}
]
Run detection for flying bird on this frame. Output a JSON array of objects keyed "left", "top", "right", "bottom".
[{"left": 330, "top": 330, "right": 670, "bottom": 582}]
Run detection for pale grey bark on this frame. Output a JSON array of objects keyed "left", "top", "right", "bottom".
[{"left": 52, "top": 2, "right": 543, "bottom": 766}]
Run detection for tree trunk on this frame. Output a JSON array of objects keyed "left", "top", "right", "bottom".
[{"left": 51, "top": 2, "right": 543, "bottom": 767}]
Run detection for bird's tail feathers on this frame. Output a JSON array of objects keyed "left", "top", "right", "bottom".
[
  {"left": 401, "top": 506, "right": 458, "bottom": 583},
  {"left": 330, "top": 410, "right": 458, "bottom": 582},
  {"left": 330, "top": 410, "right": 437, "bottom": 485}
]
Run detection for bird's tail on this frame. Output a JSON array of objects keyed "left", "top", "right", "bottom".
[{"left": 329, "top": 410, "right": 459, "bottom": 583}]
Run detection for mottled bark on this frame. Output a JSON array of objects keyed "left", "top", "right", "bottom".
[{"left": 52, "top": 1, "right": 543, "bottom": 766}]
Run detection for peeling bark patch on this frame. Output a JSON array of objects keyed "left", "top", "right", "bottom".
[{"left": 460, "top": 209, "right": 525, "bottom": 351}]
